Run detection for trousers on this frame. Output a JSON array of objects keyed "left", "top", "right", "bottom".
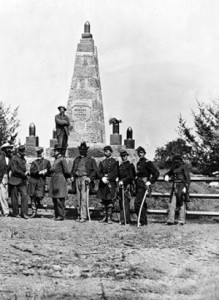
[
  {"left": 76, "top": 176, "right": 89, "bottom": 219},
  {"left": 10, "top": 181, "right": 29, "bottom": 216},
  {"left": 0, "top": 174, "right": 9, "bottom": 216},
  {"left": 167, "top": 192, "right": 186, "bottom": 224},
  {"left": 53, "top": 198, "right": 65, "bottom": 218}
]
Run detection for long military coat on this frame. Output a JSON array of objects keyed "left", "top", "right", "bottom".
[
  {"left": 28, "top": 158, "right": 51, "bottom": 198},
  {"left": 49, "top": 155, "right": 71, "bottom": 198},
  {"left": 97, "top": 157, "right": 119, "bottom": 200},
  {"left": 8, "top": 154, "right": 27, "bottom": 186}
]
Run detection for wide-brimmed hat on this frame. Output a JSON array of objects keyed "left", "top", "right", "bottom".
[
  {"left": 78, "top": 142, "right": 89, "bottom": 150},
  {"left": 35, "top": 147, "right": 44, "bottom": 154},
  {"left": 120, "top": 150, "right": 129, "bottom": 157},
  {"left": 103, "top": 145, "right": 113, "bottom": 152},
  {"left": 136, "top": 146, "right": 146, "bottom": 154},
  {"left": 1, "top": 142, "right": 13, "bottom": 150},
  {"left": 53, "top": 144, "right": 63, "bottom": 151},
  {"left": 18, "top": 145, "right": 26, "bottom": 152},
  {"left": 58, "top": 105, "right": 67, "bottom": 111}
]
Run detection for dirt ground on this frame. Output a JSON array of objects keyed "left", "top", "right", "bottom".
[{"left": 0, "top": 211, "right": 218, "bottom": 300}]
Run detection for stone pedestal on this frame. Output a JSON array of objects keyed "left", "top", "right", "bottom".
[
  {"left": 124, "top": 139, "right": 135, "bottom": 149},
  {"left": 50, "top": 139, "right": 57, "bottom": 148},
  {"left": 110, "top": 134, "right": 122, "bottom": 146},
  {"left": 26, "top": 136, "right": 39, "bottom": 157},
  {"left": 66, "top": 22, "right": 105, "bottom": 146}
]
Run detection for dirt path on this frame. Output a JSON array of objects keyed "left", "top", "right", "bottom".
[{"left": 0, "top": 215, "right": 218, "bottom": 300}]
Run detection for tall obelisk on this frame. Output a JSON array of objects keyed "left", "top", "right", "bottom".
[{"left": 66, "top": 21, "right": 105, "bottom": 147}]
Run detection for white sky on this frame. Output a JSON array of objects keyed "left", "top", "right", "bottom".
[{"left": 0, "top": 0, "right": 219, "bottom": 158}]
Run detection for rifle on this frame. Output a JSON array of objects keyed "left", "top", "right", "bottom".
[{"left": 137, "top": 187, "right": 148, "bottom": 227}]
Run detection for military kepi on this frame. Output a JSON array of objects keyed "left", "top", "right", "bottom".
[
  {"left": 136, "top": 146, "right": 146, "bottom": 154},
  {"left": 120, "top": 150, "right": 129, "bottom": 157},
  {"left": 103, "top": 145, "right": 113, "bottom": 152}
]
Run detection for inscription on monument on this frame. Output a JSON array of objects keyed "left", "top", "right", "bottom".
[{"left": 72, "top": 105, "right": 90, "bottom": 121}]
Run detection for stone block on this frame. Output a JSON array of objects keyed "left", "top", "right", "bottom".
[
  {"left": 26, "top": 136, "right": 38, "bottom": 147},
  {"left": 110, "top": 134, "right": 122, "bottom": 145},
  {"left": 124, "top": 139, "right": 135, "bottom": 149},
  {"left": 50, "top": 139, "right": 57, "bottom": 148}
]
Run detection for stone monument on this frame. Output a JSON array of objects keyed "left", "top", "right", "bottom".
[
  {"left": 124, "top": 127, "right": 135, "bottom": 149},
  {"left": 26, "top": 123, "right": 39, "bottom": 157},
  {"left": 66, "top": 21, "right": 105, "bottom": 147},
  {"left": 109, "top": 118, "right": 122, "bottom": 146}
]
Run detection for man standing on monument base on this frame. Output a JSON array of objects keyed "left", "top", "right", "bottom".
[{"left": 55, "top": 105, "right": 70, "bottom": 156}]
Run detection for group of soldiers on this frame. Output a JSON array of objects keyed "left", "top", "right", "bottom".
[{"left": 0, "top": 136, "right": 191, "bottom": 226}]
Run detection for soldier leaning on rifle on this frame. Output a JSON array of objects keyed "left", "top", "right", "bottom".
[
  {"left": 49, "top": 144, "right": 71, "bottom": 221},
  {"left": 8, "top": 145, "right": 30, "bottom": 219},
  {"left": 118, "top": 150, "right": 136, "bottom": 225},
  {"left": 28, "top": 147, "right": 51, "bottom": 218},
  {"left": 0, "top": 142, "right": 13, "bottom": 217},
  {"left": 97, "top": 145, "right": 119, "bottom": 224},
  {"left": 70, "top": 142, "right": 97, "bottom": 223},
  {"left": 164, "top": 153, "right": 191, "bottom": 226},
  {"left": 135, "top": 146, "right": 160, "bottom": 226}
]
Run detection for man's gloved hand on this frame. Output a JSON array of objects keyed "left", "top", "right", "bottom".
[
  {"left": 102, "top": 176, "right": 109, "bottom": 184},
  {"left": 119, "top": 181, "right": 123, "bottom": 187},
  {"left": 145, "top": 181, "right": 151, "bottom": 187},
  {"left": 182, "top": 187, "right": 186, "bottom": 193},
  {"left": 39, "top": 169, "right": 47, "bottom": 175},
  {"left": 164, "top": 175, "right": 169, "bottom": 182},
  {"left": 85, "top": 177, "right": 91, "bottom": 184}
]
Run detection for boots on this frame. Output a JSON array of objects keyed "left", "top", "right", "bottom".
[
  {"left": 107, "top": 207, "right": 113, "bottom": 224},
  {"left": 99, "top": 206, "right": 107, "bottom": 223}
]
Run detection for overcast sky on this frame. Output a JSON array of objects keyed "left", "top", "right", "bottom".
[{"left": 0, "top": 0, "right": 219, "bottom": 158}]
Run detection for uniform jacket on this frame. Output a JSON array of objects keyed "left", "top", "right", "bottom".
[
  {"left": 49, "top": 155, "right": 71, "bottom": 198},
  {"left": 136, "top": 158, "right": 160, "bottom": 184},
  {"left": 119, "top": 160, "right": 136, "bottom": 187},
  {"left": 71, "top": 156, "right": 97, "bottom": 180},
  {"left": 55, "top": 114, "right": 70, "bottom": 137},
  {"left": 28, "top": 158, "right": 51, "bottom": 197},
  {"left": 8, "top": 154, "right": 27, "bottom": 186},
  {"left": 97, "top": 157, "right": 119, "bottom": 200},
  {"left": 164, "top": 163, "right": 191, "bottom": 203}
]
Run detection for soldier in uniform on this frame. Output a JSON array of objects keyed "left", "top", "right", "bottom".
[
  {"left": 70, "top": 142, "right": 97, "bottom": 223},
  {"left": 0, "top": 142, "right": 13, "bottom": 217},
  {"left": 164, "top": 153, "right": 191, "bottom": 225},
  {"left": 118, "top": 150, "right": 136, "bottom": 225},
  {"left": 135, "top": 146, "right": 159, "bottom": 226},
  {"left": 55, "top": 105, "right": 70, "bottom": 156},
  {"left": 28, "top": 147, "right": 51, "bottom": 218},
  {"left": 97, "top": 145, "right": 119, "bottom": 224},
  {"left": 49, "top": 144, "right": 71, "bottom": 221},
  {"left": 8, "top": 145, "right": 30, "bottom": 219}
]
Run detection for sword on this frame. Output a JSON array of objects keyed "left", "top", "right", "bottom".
[
  {"left": 85, "top": 181, "right": 91, "bottom": 223},
  {"left": 121, "top": 183, "right": 126, "bottom": 225},
  {"left": 137, "top": 188, "right": 148, "bottom": 227}
]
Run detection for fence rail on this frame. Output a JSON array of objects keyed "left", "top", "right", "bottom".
[{"left": 36, "top": 176, "right": 219, "bottom": 218}]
